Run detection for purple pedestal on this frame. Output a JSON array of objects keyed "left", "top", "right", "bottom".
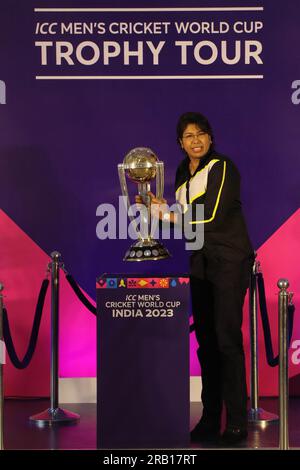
[{"left": 97, "top": 274, "right": 190, "bottom": 449}]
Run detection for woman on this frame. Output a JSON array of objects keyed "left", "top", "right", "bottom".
[{"left": 138, "top": 112, "right": 253, "bottom": 445}]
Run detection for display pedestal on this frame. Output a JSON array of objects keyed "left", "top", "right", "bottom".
[{"left": 97, "top": 273, "right": 190, "bottom": 449}]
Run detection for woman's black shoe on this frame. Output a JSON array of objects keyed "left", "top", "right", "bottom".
[
  {"left": 190, "top": 420, "right": 220, "bottom": 442},
  {"left": 220, "top": 427, "right": 248, "bottom": 446}
]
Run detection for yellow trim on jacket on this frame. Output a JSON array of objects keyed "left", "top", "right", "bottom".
[{"left": 189, "top": 161, "right": 227, "bottom": 224}]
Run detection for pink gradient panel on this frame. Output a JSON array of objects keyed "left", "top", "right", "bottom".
[
  {"left": 245, "top": 209, "right": 300, "bottom": 396},
  {"left": 58, "top": 275, "right": 96, "bottom": 377},
  {"left": 189, "top": 319, "right": 200, "bottom": 375},
  {"left": 191, "top": 209, "right": 300, "bottom": 397},
  {"left": 0, "top": 209, "right": 96, "bottom": 397},
  {"left": 0, "top": 209, "right": 51, "bottom": 396}
]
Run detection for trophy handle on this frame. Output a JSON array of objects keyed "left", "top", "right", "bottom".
[
  {"left": 137, "top": 182, "right": 151, "bottom": 241},
  {"left": 118, "top": 164, "right": 139, "bottom": 232},
  {"left": 156, "top": 162, "right": 164, "bottom": 199},
  {"left": 137, "top": 182, "right": 151, "bottom": 205},
  {"left": 118, "top": 163, "right": 143, "bottom": 240},
  {"left": 118, "top": 164, "right": 129, "bottom": 201}
]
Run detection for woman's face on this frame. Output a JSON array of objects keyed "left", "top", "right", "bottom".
[{"left": 180, "top": 123, "right": 212, "bottom": 160}]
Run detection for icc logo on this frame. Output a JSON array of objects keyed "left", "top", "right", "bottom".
[{"left": 0, "top": 80, "right": 6, "bottom": 104}]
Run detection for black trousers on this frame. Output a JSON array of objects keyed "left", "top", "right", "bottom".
[{"left": 190, "top": 256, "right": 252, "bottom": 429}]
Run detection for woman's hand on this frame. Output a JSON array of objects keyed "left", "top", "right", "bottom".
[
  {"left": 148, "top": 192, "right": 168, "bottom": 221},
  {"left": 147, "top": 192, "right": 167, "bottom": 206},
  {"left": 148, "top": 192, "right": 177, "bottom": 224},
  {"left": 134, "top": 192, "right": 167, "bottom": 206},
  {"left": 135, "top": 194, "right": 143, "bottom": 204},
  {"left": 134, "top": 192, "right": 168, "bottom": 220}
]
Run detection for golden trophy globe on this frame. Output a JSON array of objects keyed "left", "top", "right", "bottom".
[{"left": 118, "top": 147, "right": 171, "bottom": 261}]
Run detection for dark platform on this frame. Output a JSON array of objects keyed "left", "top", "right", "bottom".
[
  {"left": 2, "top": 397, "right": 300, "bottom": 450},
  {"left": 97, "top": 274, "right": 190, "bottom": 449}
]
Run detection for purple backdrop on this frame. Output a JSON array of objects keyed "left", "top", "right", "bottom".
[{"left": 0, "top": 0, "right": 299, "bottom": 394}]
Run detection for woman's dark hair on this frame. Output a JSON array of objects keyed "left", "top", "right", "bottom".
[{"left": 176, "top": 112, "right": 214, "bottom": 146}]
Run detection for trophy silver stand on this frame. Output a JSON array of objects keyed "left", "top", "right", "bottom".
[{"left": 118, "top": 147, "right": 171, "bottom": 262}]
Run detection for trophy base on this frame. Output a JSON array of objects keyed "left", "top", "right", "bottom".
[{"left": 124, "top": 240, "right": 171, "bottom": 262}]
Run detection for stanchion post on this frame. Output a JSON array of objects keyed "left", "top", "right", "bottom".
[
  {"left": 51, "top": 251, "right": 59, "bottom": 410},
  {"left": 30, "top": 252, "right": 80, "bottom": 426},
  {"left": 249, "top": 259, "right": 259, "bottom": 411},
  {"left": 278, "top": 279, "right": 289, "bottom": 450},
  {"left": 0, "top": 283, "right": 4, "bottom": 450},
  {"left": 248, "top": 257, "right": 278, "bottom": 424}
]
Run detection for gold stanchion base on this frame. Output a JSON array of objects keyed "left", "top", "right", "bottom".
[
  {"left": 248, "top": 407, "right": 279, "bottom": 424},
  {"left": 29, "top": 407, "right": 80, "bottom": 427}
]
